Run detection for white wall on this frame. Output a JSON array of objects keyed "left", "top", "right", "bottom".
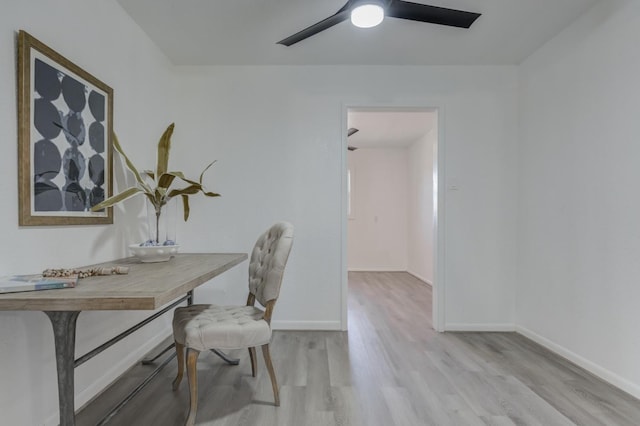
[
  {"left": 517, "top": 0, "right": 640, "bottom": 398},
  {"left": 171, "top": 65, "right": 519, "bottom": 332},
  {"left": 347, "top": 148, "right": 409, "bottom": 271},
  {"left": 407, "top": 129, "right": 436, "bottom": 284},
  {"left": 0, "top": 1, "right": 178, "bottom": 425},
  {"left": 0, "top": 4, "right": 519, "bottom": 423}
]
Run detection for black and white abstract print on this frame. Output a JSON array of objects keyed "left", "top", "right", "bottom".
[{"left": 31, "top": 53, "right": 108, "bottom": 215}]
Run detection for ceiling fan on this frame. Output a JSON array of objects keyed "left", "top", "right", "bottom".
[{"left": 277, "top": 0, "right": 481, "bottom": 46}]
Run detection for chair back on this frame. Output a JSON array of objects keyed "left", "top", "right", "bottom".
[{"left": 248, "top": 222, "right": 294, "bottom": 307}]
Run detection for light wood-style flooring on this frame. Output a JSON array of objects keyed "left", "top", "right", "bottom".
[{"left": 77, "top": 272, "right": 640, "bottom": 425}]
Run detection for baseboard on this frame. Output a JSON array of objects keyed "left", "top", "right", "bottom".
[
  {"left": 445, "top": 323, "right": 516, "bottom": 332},
  {"left": 516, "top": 326, "right": 640, "bottom": 400},
  {"left": 406, "top": 270, "right": 433, "bottom": 286},
  {"left": 348, "top": 267, "right": 406, "bottom": 272},
  {"left": 271, "top": 320, "right": 342, "bottom": 331}
]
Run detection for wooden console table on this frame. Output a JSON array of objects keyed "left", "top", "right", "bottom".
[{"left": 0, "top": 253, "right": 247, "bottom": 426}]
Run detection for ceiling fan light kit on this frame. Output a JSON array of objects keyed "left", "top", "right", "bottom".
[
  {"left": 351, "top": 1, "right": 385, "bottom": 28},
  {"left": 277, "top": 0, "right": 481, "bottom": 47}
]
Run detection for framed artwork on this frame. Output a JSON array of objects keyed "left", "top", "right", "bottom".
[{"left": 17, "top": 30, "right": 113, "bottom": 226}]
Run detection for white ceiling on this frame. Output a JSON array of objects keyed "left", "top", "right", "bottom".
[
  {"left": 117, "top": 0, "right": 598, "bottom": 65},
  {"left": 348, "top": 109, "right": 436, "bottom": 149}
]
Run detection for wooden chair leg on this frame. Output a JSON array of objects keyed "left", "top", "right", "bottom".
[
  {"left": 248, "top": 347, "right": 257, "bottom": 377},
  {"left": 185, "top": 348, "right": 200, "bottom": 426},
  {"left": 173, "top": 342, "right": 185, "bottom": 391},
  {"left": 262, "top": 344, "right": 280, "bottom": 406}
]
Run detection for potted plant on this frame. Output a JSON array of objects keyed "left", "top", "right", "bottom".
[{"left": 92, "top": 123, "right": 219, "bottom": 260}]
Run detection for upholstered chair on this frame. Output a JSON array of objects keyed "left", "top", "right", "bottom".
[{"left": 172, "top": 222, "right": 294, "bottom": 426}]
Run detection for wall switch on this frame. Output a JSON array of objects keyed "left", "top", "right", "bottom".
[{"left": 447, "top": 177, "right": 460, "bottom": 191}]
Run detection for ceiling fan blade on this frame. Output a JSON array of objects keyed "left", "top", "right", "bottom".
[
  {"left": 277, "top": 4, "right": 350, "bottom": 46},
  {"left": 387, "top": 1, "right": 481, "bottom": 28},
  {"left": 348, "top": 127, "right": 359, "bottom": 137}
]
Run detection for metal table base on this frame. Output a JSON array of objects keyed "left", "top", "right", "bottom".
[{"left": 45, "top": 290, "right": 239, "bottom": 425}]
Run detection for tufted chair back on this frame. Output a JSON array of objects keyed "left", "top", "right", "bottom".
[{"left": 248, "top": 222, "right": 294, "bottom": 307}]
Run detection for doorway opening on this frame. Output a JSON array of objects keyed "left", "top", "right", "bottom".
[{"left": 341, "top": 106, "right": 443, "bottom": 331}]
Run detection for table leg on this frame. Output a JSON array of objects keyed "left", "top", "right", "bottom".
[{"left": 45, "top": 311, "right": 80, "bottom": 426}]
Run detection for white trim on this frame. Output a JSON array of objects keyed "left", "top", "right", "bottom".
[
  {"left": 445, "top": 323, "right": 516, "bottom": 332},
  {"left": 272, "top": 320, "right": 342, "bottom": 331},
  {"left": 516, "top": 326, "right": 640, "bottom": 400},
  {"left": 433, "top": 106, "right": 446, "bottom": 332},
  {"left": 406, "top": 270, "right": 433, "bottom": 286},
  {"left": 341, "top": 106, "right": 349, "bottom": 331}
]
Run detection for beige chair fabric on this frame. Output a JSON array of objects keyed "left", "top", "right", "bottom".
[
  {"left": 248, "top": 221, "right": 295, "bottom": 306},
  {"left": 171, "top": 221, "right": 294, "bottom": 426},
  {"left": 172, "top": 305, "right": 270, "bottom": 350}
]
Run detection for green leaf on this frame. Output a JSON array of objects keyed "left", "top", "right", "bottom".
[
  {"left": 157, "top": 172, "right": 178, "bottom": 190},
  {"left": 113, "top": 133, "right": 151, "bottom": 193},
  {"left": 168, "top": 171, "right": 200, "bottom": 187},
  {"left": 96, "top": 125, "right": 220, "bottom": 221},
  {"left": 199, "top": 160, "right": 217, "bottom": 184},
  {"left": 142, "top": 170, "right": 155, "bottom": 180},
  {"left": 91, "top": 187, "right": 143, "bottom": 212},
  {"left": 144, "top": 193, "right": 162, "bottom": 213},
  {"left": 156, "top": 123, "right": 174, "bottom": 178},
  {"left": 168, "top": 184, "right": 201, "bottom": 198},
  {"left": 181, "top": 194, "right": 190, "bottom": 221},
  {"left": 155, "top": 187, "right": 168, "bottom": 200}
]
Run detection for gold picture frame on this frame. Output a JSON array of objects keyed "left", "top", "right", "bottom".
[{"left": 17, "top": 30, "right": 113, "bottom": 226}]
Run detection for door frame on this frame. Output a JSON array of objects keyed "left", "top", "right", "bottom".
[{"left": 340, "top": 102, "right": 446, "bottom": 332}]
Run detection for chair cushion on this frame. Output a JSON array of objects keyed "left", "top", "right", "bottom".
[{"left": 172, "top": 304, "right": 271, "bottom": 351}]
